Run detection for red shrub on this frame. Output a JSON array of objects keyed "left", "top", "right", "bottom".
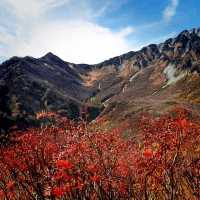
[{"left": 0, "top": 108, "right": 199, "bottom": 199}]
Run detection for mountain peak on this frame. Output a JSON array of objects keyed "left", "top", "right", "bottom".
[
  {"left": 41, "top": 52, "right": 66, "bottom": 65},
  {"left": 42, "top": 52, "right": 58, "bottom": 59},
  {"left": 189, "top": 27, "right": 200, "bottom": 34}
]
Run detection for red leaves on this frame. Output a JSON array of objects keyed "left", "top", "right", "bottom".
[
  {"left": 0, "top": 108, "right": 199, "bottom": 199},
  {"left": 52, "top": 184, "right": 72, "bottom": 197},
  {"left": 0, "top": 190, "right": 4, "bottom": 198},
  {"left": 76, "top": 180, "right": 84, "bottom": 190},
  {"left": 176, "top": 118, "right": 189, "bottom": 132},
  {"left": 115, "top": 160, "right": 129, "bottom": 177},
  {"left": 56, "top": 160, "right": 73, "bottom": 170},
  {"left": 143, "top": 148, "right": 153, "bottom": 159},
  {"left": 52, "top": 187, "right": 65, "bottom": 197},
  {"left": 87, "top": 164, "right": 98, "bottom": 174},
  {"left": 118, "top": 182, "right": 127, "bottom": 194},
  {"left": 53, "top": 171, "right": 72, "bottom": 181},
  {"left": 6, "top": 180, "right": 15, "bottom": 190},
  {"left": 90, "top": 175, "right": 100, "bottom": 183}
]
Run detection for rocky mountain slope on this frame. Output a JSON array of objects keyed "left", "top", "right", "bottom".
[
  {"left": 0, "top": 53, "right": 96, "bottom": 133},
  {"left": 86, "top": 28, "right": 200, "bottom": 122},
  {"left": 0, "top": 27, "right": 200, "bottom": 133}
]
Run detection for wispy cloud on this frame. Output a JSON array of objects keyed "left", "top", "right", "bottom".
[
  {"left": 163, "top": 0, "right": 179, "bottom": 22},
  {"left": 92, "top": 1, "right": 112, "bottom": 18},
  {"left": 1, "top": 0, "right": 70, "bottom": 20}
]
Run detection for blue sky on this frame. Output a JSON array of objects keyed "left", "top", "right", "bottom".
[{"left": 0, "top": 0, "right": 199, "bottom": 64}]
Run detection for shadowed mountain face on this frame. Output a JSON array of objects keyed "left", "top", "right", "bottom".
[
  {"left": 0, "top": 28, "right": 200, "bottom": 132},
  {"left": 0, "top": 53, "right": 97, "bottom": 133}
]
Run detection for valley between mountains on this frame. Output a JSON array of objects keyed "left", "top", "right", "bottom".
[
  {"left": 0, "top": 28, "right": 200, "bottom": 133},
  {"left": 0, "top": 28, "right": 200, "bottom": 200}
]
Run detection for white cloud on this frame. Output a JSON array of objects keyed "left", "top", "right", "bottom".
[
  {"left": 163, "top": 0, "right": 179, "bottom": 22},
  {"left": 6, "top": 20, "right": 133, "bottom": 64},
  {"left": 0, "top": 0, "right": 135, "bottom": 64},
  {"left": 118, "top": 26, "right": 135, "bottom": 37},
  {"left": 91, "top": 1, "right": 113, "bottom": 18},
  {"left": 1, "top": 0, "right": 69, "bottom": 20}
]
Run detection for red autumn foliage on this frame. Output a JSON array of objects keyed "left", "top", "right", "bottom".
[
  {"left": 52, "top": 187, "right": 65, "bottom": 197},
  {"left": 0, "top": 107, "right": 199, "bottom": 199},
  {"left": 143, "top": 148, "right": 153, "bottom": 159},
  {"left": 90, "top": 175, "right": 100, "bottom": 183},
  {"left": 56, "top": 160, "right": 73, "bottom": 169},
  {"left": 6, "top": 181, "right": 15, "bottom": 190}
]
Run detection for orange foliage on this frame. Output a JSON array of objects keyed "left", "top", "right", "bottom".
[{"left": 0, "top": 108, "right": 199, "bottom": 199}]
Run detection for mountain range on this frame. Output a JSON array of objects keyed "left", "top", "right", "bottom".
[{"left": 0, "top": 27, "right": 200, "bottom": 133}]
